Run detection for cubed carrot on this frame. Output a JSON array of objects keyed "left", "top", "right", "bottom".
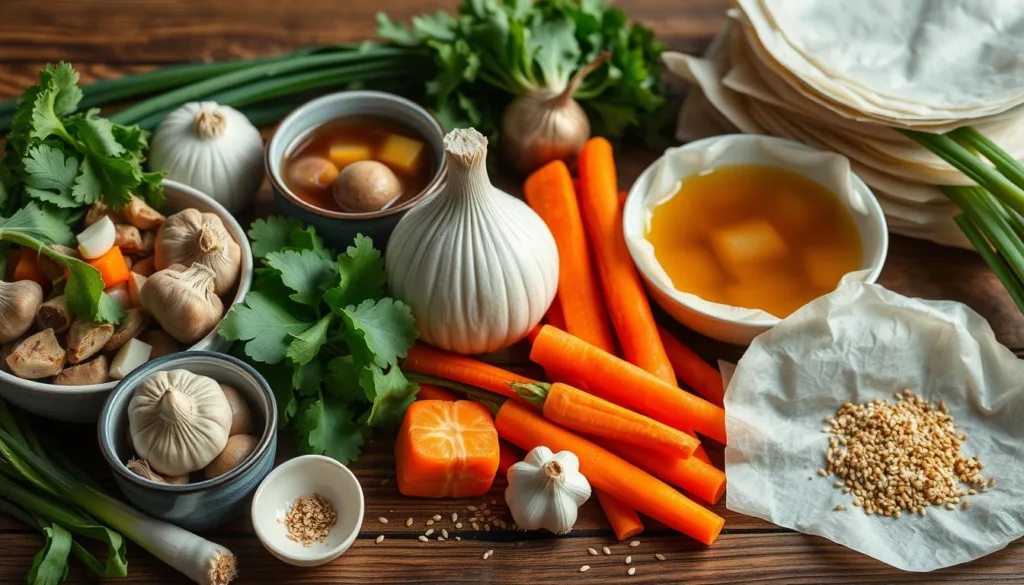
[
  {"left": 88, "top": 246, "right": 130, "bottom": 288},
  {"left": 378, "top": 134, "right": 424, "bottom": 174},
  {"left": 12, "top": 249, "right": 50, "bottom": 288},
  {"left": 395, "top": 400, "right": 499, "bottom": 498},
  {"left": 328, "top": 143, "right": 372, "bottom": 169}
]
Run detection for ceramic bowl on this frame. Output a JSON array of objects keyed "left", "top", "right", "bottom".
[
  {"left": 251, "top": 455, "right": 365, "bottom": 567},
  {"left": 0, "top": 180, "right": 254, "bottom": 422},
  {"left": 98, "top": 352, "right": 277, "bottom": 532},
  {"left": 266, "top": 91, "right": 446, "bottom": 249},
  {"left": 623, "top": 135, "right": 889, "bottom": 345}
]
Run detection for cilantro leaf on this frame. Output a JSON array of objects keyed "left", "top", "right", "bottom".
[
  {"left": 336, "top": 298, "right": 417, "bottom": 368},
  {"left": 248, "top": 216, "right": 302, "bottom": 259},
  {"left": 292, "top": 358, "right": 323, "bottom": 397},
  {"left": 218, "top": 291, "right": 312, "bottom": 364},
  {"left": 325, "top": 355, "right": 368, "bottom": 403},
  {"left": 265, "top": 249, "right": 337, "bottom": 307},
  {"left": 289, "top": 224, "right": 331, "bottom": 259},
  {"left": 29, "top": 85, "right": 68, "bottom": 143},
  {"left": 63, "top": 256, "right": 125, "bottom": 323},
  {"left": 138, "top": 171, "right": 165, "bottom": 208},
  {"left": 40, "top": 62, "right": 82, "bottom": 116},
  {"left": 324, "top": 234, "right": 386, "bottom": 310},
  {"left": 0, "top": 201, "right": 74, "bottom": 246},
  {"left": 65, "top": 109, "right": 125, "bottom": 157},
  {"left": 361, "top": 365, "right": 418, "bottom": 428},
  {"left": 71, "top": 158, "right": 102, "bottom": 205},
  {"left": 296, "top": 396, "right": 364, "bottom": 464},
  {"left": 285, "top": 314, "right": 333, "bottom": 366},
  {"left": 22, "top": 144, "right": 79, "bottom": 208},
  {"left": 91, "top": 155, "right": 140, "bottom": 210},
  {"left": 112, "top": 124, "right": 149, "bottom": 160}
]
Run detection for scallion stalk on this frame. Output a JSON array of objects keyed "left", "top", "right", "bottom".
[{"left": 954, "top": 214, "right": 1024, "bottom": 312}]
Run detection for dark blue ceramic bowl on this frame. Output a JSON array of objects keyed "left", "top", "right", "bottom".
[
  {"left": 98, "top": 352, "right": 277, "bottom": 532},
  {"left": 266, "top": 91, "right": 446, "bottom": 250}
]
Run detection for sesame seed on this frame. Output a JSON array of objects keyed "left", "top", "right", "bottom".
[
  {"left": 628, "top": 567, "right": 636, "bottom": 576},
  {"left": 989, "top": 477, "right": 997, "bottom": 488},
  {"left": 432, "top": 514, "right": 442, "bottom": 521},
  {"left": 418, "top": 535, "right": 429, "bottom": 542},
  {"left": 375, "top": 535, "right": 385, "bottom": 544},
  {"left": 625, "top": 556, "right": 632, "bottom": 564},
  {"left": 655, "top": 553, "right": 666, "bottom": 561},
  {"left": 945, "top": 503, "right": 956, "bottom": 510},
  {"left": 377, "top": 517, "right": 388, "bottom": 524},
  {"left": 484, "top": 524, "right": 491, "bottom": 531},
  {"left": 963, "top": 501, "right": 971, "bottom": 510},
  {"left": 442, "top": 529, "right": 449, "bottom": 539},
  {"left": 452, "top": 513, "right": 459, "bottom": 522},
  {"left": 818, "top": 468, "right": 828, "bottom": 477},
  {"left": 834, "top": 504, "right": 845, "bottom": 511},
  {"left": 425, "top": 529, "right": 434, "bottom": 536},
  {"left": 467, "top": 506, "right": 478, "bottom": 512},
  {"left": 602, "top": 546, "right": 611, "bottom": 555},
  {"left": 484, "top": 549, "right": 494, "bottom": 560},
  {"left": 580, "top": 565, "right": 590, "bottom": 573},
  {"left": 588, "top": 548, "right": 599, "bottom": 556},
  {"left": 437, "top": 536, "right": 443, "bottom": 541},
  {"left": 455, "top": 536, "right": 461, "bottom": 541},
  {"left": 629, "top": 540, "right": 641, "bottom": 547},
  {"left": 406, "top": 517, "right": 414, "bottom": 527},
  {"left": 472, "top": 522, "right": 480, "bottom": 530},
  {"left": 456, "top": 522, "right": 463, "bottom": 529}
]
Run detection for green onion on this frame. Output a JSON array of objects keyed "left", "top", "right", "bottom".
[{"left": 954, "top": 214, "right": 1024, "bottom": 312}]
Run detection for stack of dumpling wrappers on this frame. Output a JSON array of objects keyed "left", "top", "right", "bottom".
[{"left": 665, "top": 0, "right": 1024, "bottom": 248}]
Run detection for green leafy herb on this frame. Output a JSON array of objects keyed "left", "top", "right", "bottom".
[{"left": 220, "top": 217, "right": 419, "bottom": 464}]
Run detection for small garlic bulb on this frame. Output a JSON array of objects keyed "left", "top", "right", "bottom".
[
  {"left": 0, "top": 280, "right": 44, "bottom": 344},
  {"left": 155, "top": 209, "right": 241, "bottom": 296},
  {"left": 505, "top": 446, "right": 591, "bottom": 534},
  {"left": 386, "top": 128, "right": 559, "bottom": 355},
  {"left": 140, "top": 263, "right": 224, "bottom": 344}
]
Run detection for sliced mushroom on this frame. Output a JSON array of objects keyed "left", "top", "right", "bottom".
[
  {"left": 114, "top": 224, "right": 144, "bottom": 254},
  {"left": 133, "top": 256, "right": 156, "bottom": 277},
  {"left": 66, "top": 319, "right": 115, "bottom": 364},
  {"left": 123, "top": 196, "right": 165, "bottom": 230},
  {"left": 53, "top": 355, "right": 109, "bottom": 386},
  {"left": 36, "top": 295, "right": 73, "bottom": 334},
  {"left": 6, "top": 329, "right": 66, "bottom": 379},
  {"left": 37, "top": 245, "right": 80, "bottom": 283},
  {"left": 84, "top": 202, "right": 126, "bottom": 227},
  {"left": 103, "top": 308, "right": 150, "bottom": 353},
  {"left": 137, "top": 328, "right": 182, "bottom": 359}
]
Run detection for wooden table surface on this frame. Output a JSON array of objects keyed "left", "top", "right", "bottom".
[{"left": 2, "top": 1, "right": 1024, "bottom": 583}]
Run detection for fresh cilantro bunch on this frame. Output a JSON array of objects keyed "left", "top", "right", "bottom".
[
  {"left": 0, "top": 62, "right": 163, "bottom": 218},
  {"left": 220, "top": 217, "right": 419, "bottom": 464},
  {"left": 377, "top": 0, "right": 674, "bottom": 145}
]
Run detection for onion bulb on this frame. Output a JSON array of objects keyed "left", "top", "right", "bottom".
[{"left": 501, "top": 52, "right": 611, "bottom": 174}]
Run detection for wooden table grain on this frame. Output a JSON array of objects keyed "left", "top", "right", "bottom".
[{"left": 2, "top": 1, "right": 1023, "bottom": 583}]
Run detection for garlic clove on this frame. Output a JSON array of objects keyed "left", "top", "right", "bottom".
[
  {"left": 127, "top": 272, "right": 148, "bottom": 307},
  {"left": 77, "top": 215, "right": 116, "bottom": 260},
  {"left": 0, "top": 279, "right": 44, "bottom": 344},
  {"left": 220, "top": 383, "right": 254, "bottom": 436},
  {"left": 109, "top": 338, "right": 152, "bottom": 380}
]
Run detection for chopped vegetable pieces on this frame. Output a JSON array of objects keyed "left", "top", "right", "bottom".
[
  {"left": 87, "top": 246, "right": 130, "bottom": 288},
  {"left": 395, "top": 400, "right": 499, "bottom": 498}
]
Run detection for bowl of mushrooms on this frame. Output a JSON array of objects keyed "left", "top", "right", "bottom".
[
  {"left": 0, "top": 180, "right": 254, "bottom": 422},
  {"left": 99, "top": 351, "right": 277, "bottom": 531}
]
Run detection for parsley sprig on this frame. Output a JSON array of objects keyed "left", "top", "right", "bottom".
[{"left": 219, "top": 218, "right": 419, "bottom": 464}]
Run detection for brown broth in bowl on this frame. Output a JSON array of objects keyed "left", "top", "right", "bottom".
[{"left": 282, "top": 116, "right": 434, "bottom": 213}]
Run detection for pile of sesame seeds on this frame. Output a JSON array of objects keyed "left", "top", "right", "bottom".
[
  {"left": 283, "top": 494, "right": 337, "bottom": 547},
  {"left": 821, "top": 389, "right": 991, "bottom": 518}
]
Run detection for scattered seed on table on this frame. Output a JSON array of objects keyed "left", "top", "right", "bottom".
[
  {"left": 467, "top": 506, "right": 478, "bottom": 512},
  {"left": 625, "top": 556, "right": 632, "bottom": 564},
  {"left": 484, "top": 549, "right": 494, "bottom": 560},
  {"left": 629, "top": 540, "right": 641, "bottom": 547},
  {"left": 818, "top": 468, "right": 828, "bottom": 477},
  {"left": 375, "top": 535, "right": 385, "bottom": 544},
  {"left": 452, "top": 513, "right": 459, "bottom": 522},
  {"left": 472, "top": 522, "right": 480, "bottom": 530},
  {"left": 963, "top": 501, "right": 971, "bottom": 510},
  {"left": 442, "top": 529, "right": 449, "bottom": 539},
  {"left": 406, "top": 517, "right": 414, "bottom": 527},
  {"left": 437, "top": 536, "right": 444, "bottom": 542},
  {"left": 455, "top": 536, "right": 462, "bottom": 541},
  {"left": 418, "top": 535, "right": 429, "bottom": 542},
  {"left": 377, "top": 517, "right": 388, "bottom": 524},
  {"left": 628, "top": 567, "right": 636, "bottom": 576},
  {"left": 580, "top": 566, "right": 590, "bottom": 573},
  {"left": 433, "top": 514, "right": 442, "bottom": 521},
  {"left": 945, "top": 503, "right": 956, "bottom": 510},
  {"left": 426, "top": 519, "right": 435, "bottom": 526},
  {"left": 484, "top": 524, "right": 491, "bottom": 531},
  {"left": 602, "top": 546, "right": 611, "bottom": 555},
  {"left": 456, "top": 522, "right": 463, "bottom": 529},
  {"left": 425, "top": 529, "right": 434, "bottom": 536},
  {"left": 588, "top": 548, "right": 599, "bottom": 556},
  {"left": 834, "top": 504, "right": 846, "bottom": 511},
  {"left": 832, "top": 481, "right": 843, "bottom": 488},
  {"left": 655, "top": 553, "right": 666, "bottom": 561}
]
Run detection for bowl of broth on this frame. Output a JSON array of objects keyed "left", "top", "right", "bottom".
[
  {"left": 624, "top": 135, "right": 888, "bottom": 345},
  {"left": 266, "top": 91, "right": 446, "bottom": 248}
]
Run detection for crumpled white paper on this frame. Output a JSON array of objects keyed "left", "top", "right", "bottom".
[{"left": 724, "top": 282, "right": 1024, "bottom": 571}]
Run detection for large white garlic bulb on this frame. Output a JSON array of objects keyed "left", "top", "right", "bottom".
[
  {"left": 386, "top": 128, "right": 558, "bottom": 355},
  {"left": 505, "top": 446, "right": 591, "bottom": 534}
]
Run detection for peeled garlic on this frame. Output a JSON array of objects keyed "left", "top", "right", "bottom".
[
  {"left": 77, "top": 216, "right": 116, "bottom": 260},
  {"left": 155, "top": 209, "right": 241, "bottom": 296},
  {"left": 140, "top": 263, "right": 224, "bottom": 344}
]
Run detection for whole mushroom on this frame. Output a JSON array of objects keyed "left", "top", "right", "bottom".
[{"left": 332, "top": 160, "right": 401, "bottom": 213}]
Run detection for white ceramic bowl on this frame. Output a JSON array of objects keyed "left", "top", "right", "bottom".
[
  {"left": 251, "top": 455, "right": 365, "bottom": 567},
  {"left": 0, "top": 179, "right": 254, "bottom": 422},
  {"left": 623, "top": 135, "right": 888, "bottom": 345}
]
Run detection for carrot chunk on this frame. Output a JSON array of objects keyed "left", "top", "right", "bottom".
[
  {"left": 395, "top": 400, "right": 499, "bottom": 498},
  {"left": 88, "top": 246, "right": 130, "bottom": 288}
]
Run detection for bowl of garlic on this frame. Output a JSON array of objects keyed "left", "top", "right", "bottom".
[
  {"left": 0, "top": 179, "right": 254, "bottom": 423},
  {"left": 98, "top": 351, "right": 277, "bottom": 532}
]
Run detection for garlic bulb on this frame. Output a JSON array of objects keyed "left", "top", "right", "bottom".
[
  {"left": 386, "top": 128, "right": 558, "bottom": 354},
  {"left": 505, "top": 446, "right": 591, "bottom": 534},
  {"left": 149, "top": 102, "right": 264, "bottom": 213},
  {"left": 0, "top": 280, "right": 44, "bottom": 344},
  {"left": 140, "top": 263, "right": 224, "bottom": 344},
  {"left": 155, "top": 209, "right": 241, "bottom": 296},
  {"left": 128, "top": 369, "right": 232, "bottom": 477}
]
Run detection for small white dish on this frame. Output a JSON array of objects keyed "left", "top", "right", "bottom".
[
  {"left": 251, "top": 455, "right": 365, "bottom": 567},
  {"left": 623, "top": 134, "right": 888, "bottom": 345}
]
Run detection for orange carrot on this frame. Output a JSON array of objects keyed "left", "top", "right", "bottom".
[
  {"left": 596, "top": 491, "right": 644, "bottom": 541},
  {"left": 577, "top": 138, "right": 675, "bottom": 383},
  {"left": 87, "top": 246, "right": 130, "bottom": 288},
  {"left": 514, "top": 381, "right": 699, "bottom": 457},
  {"left": 416, "top": 383, "right": 459, "bottom": 402},
  {"left": 658, "top": 326, "right": 725, "bottom": 407},
  {"left": 531, "top": 326, "right": 726, "bottom": 444},
  {"left": 598, "top": 439, "right": 726, "bottom": 505},
  {"left": 395, "top": 400, "right": 499, "bottom": 498},
  {"left": 495, "top": 400, "right": 724, "bottom": 545},
  {"left": 11, "top": 249, "right": 49, "bottom": 288},
  {"left": 497, "top": 440, "right": 522, "bottom": 476},
  {"left": 525, "top": 161, "right": 616, "bottom": 353},
  {"left": 404, "top": 343, "right": 532, "bottom": 400}
]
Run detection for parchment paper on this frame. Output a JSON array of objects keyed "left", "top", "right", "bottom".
[{"left": 724, "top": 282, "right": 1024, "bottom": 571}]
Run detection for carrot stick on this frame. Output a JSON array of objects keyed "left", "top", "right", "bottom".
[
  {"left": 577, "top": 138, "right": 675, "bottom": 383},
  {"left": 524, "top": 161, "right": 616, "bottom": 353},
  {"left": 514, "top": 381, "right": 699, "bottom": 457},
  {"left": 531, "top": 326, "right": 727, "bottom": 444},
  {"left": 495, "top": 400, "right": 724, "bottom": 545},
  {"left": 596, "top": 491, "right": 644, "bottom": 541},
  {"left": 87, "top": 246, "right": 130, "bottom": 288},
  {"left": 598, "top": 439, "right": 726, "bottom": 505},
  {"left": 404, "top": 343, "right": 532, "bottom": 400},
  {"left": 416, "top": 383, "right": 459, "bottom": 402},
  {"left": 658, "top": 326, "right": 725, "bottom": 407},
  {"left": 497, "top": 440, "right": 522, "bottom": 476}
]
